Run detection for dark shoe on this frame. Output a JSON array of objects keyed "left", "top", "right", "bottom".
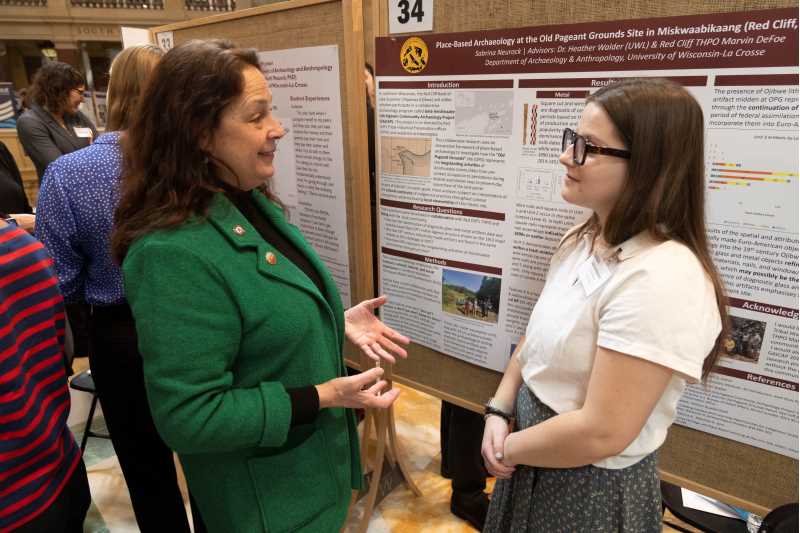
[{"left": 450, "top": 489, "right": 489, "bottom": 531}]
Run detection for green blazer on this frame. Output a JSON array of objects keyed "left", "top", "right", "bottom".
[{"left": 122, "top": 192, "right": 362, "bottom": 533}]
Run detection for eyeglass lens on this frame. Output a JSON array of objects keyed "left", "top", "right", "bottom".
[{"left": 562, "top": 128, "right": 585, "bottom": 164}]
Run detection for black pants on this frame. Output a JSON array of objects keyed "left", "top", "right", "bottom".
[
  {"left": 65, "top": 302, "right": 90, "bottom": 359},
  {"left": 441, "top": 401, "right": 488, "bottom": 493},
  {"left": 14, "top": 459, "right": 91, "bottom": 533},
  {"left": 88, "top": 304, "right": 205, "bottom": 533}
]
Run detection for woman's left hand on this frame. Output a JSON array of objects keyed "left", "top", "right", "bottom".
[
  {"left": 482, "top": 416, "right": 516, "bottom": 479},
  {"left": 345, "top": 295, "right": 410, "bottom": 364}
]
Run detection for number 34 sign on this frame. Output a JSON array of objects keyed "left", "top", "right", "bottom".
[{"left": 389, "top": 0, "right": 434, "bottom": 34}]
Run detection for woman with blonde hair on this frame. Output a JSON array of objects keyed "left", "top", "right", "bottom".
[
  {"left": 482, "top": 78, "right": 728, "bottom": 532},
  {"left": 36, "top": 44, "right": 205, "bottom": 532}
]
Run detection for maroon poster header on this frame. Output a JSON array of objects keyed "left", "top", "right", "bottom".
[
  {"left": 517, "top": 75, "right": 707, "bottom": 88},
  {"left": 728, "top": 297, "right": 799, "bottom": 320},
  {"left": 713, "top": 366, "right": 798, "bottom": 392},
  {"left": 381, "top": 247, "right": 502, "bottom": 276},
  {"left": 376, "top": 8, "right": 798, "bottom": 76}
]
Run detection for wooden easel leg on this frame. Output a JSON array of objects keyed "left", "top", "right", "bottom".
[
  {"left": 387, "top": 404, "right": 422, "bottom": 496},
  {"left": 349, "top": 382, "right": 425, "bottom": 531},
  {"left": 358, "top": 408, "right": 389, "bottom": 532},
  {"left": 359, "top": 409, "right": 374, "bottom": 471}
]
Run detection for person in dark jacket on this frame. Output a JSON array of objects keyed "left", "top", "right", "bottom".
[{"left": 16, "top": 61, "right": 97, "bottom": 183}]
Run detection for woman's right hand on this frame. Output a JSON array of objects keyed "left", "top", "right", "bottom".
[
  {"left": 316, "top": 366, "right": 400, "bottom": 410},
  {"left": 482, "top": 415, "right": 516, "bottom": 479}
]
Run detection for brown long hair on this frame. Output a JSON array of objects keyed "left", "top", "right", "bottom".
[
  {"left": 111, "top": 39, "right": 278, "bottom": 263},
  {"left": 570, "top": 78, "right": 728, "bottom": 379},
  {"left": 105, "top": 44, "right": 163, "bottom": 131},
  {"left": 29, "top": 61, "right": 85, "bottom": 115}
]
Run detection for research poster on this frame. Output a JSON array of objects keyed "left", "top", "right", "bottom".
[
  {"left": 375, "top": 8, "right": 798, "bottom": 457},
  {"left": 259, "top": 45, "right": 352, "bottom": 306},
  {"left": 0, "top": 82, "right": 17, "bottom": 128}
]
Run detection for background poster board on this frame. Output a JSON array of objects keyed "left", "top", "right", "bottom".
[
  {"left": 151, "top": 0, "right": 372, "bottom": 361},
  {"left": 258, "top": 45, "right": 354, "bottom": 304},
  {"left": 0, "top": 82, "right": 19, "bottom": 128},
  {"left": 375, "top": 1, "right": 798, "bottom": 514}
]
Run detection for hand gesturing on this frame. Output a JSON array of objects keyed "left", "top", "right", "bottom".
[{"left": 344, "top": 295, "right": 410, "bottom": 364}]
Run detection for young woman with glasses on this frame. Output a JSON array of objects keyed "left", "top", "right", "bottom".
[{"left": 481, "top": 78, "right": 729, "bottom": 532}]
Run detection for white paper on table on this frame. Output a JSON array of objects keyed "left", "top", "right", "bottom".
[{"left": 680, "top": 488, "right": 742, "bottom": 520}]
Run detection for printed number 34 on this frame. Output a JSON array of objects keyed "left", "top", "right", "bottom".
[{"left": 397, "top": 0, "right": 424, "bottom": 23}]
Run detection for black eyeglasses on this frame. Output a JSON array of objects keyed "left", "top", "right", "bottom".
[{"left": 562, "top": 128, "right": 631, "bottom": 165}]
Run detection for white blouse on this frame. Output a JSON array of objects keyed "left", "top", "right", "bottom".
[{"left": 519, "top": 229, "right": 722, "bottom": 469}]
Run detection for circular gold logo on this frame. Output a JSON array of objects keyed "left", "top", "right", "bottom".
[{"left": 400, "top": 37, "right": 428, "bottom": 74}]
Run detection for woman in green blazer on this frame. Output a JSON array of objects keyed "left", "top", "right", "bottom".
[{"left": 112, "top": 40, "right": 409, "bottom": 533}]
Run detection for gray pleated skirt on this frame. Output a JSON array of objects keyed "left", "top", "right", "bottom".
[{"left": 483, "top": 386, "right": 662, "bottom": 533}]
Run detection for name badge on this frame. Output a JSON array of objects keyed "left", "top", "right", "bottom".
[
  {"left": 73, "top": 127, "right": 93, "bottom": 140},
  {"left": 576, "top": 255, "right": 613, "bottom": 297}
]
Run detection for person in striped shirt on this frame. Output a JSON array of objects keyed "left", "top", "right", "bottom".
[{"left": 0, "top": 216, "right": 90, "bottom": 532}]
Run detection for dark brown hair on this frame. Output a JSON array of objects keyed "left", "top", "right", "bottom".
[
  {"left": 569, "top": 78, "right": 729, "bottom": 379},
  {"left": 112, "top": 39, "right": 278, "bottom": 262},
  {"left": 105, "top": 44, "right": 163, "bottom": 131},
  {"left": 29, "top": 61, "right": 85, "bottom": 115}
]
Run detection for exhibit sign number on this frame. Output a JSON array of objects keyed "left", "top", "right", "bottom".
[
  {"left": 389, "top": 0, "right": 434, "bottom": 34},
  {"left": 156, "top": 31, "right": 174, "bottom": 52}
]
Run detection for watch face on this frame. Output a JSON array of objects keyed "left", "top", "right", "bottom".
[{"left": 4, "top": 218, "right": 17, "bottom": 227}]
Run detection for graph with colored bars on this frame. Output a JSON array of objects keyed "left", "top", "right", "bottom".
[
  {"left": 522, "top": 103, "right": 538, "bottom": 145},
  {"left": 705, "top": 152, "right": 798, "bottom": 233},
  {"left": 709, "top": 162, "right": 796, "bottom": 190}
]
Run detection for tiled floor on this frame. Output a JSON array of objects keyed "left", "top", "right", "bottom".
[{"left": 68, "top": 357, "right": 702, "bottom": 532}]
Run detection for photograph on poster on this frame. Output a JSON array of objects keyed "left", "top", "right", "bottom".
[
  {"left": 442, "top": 268, "right": 501, "bottom": 323},
  {"left": 723, "top": 316, "right": 767, "bottom": 364},
  {"left": 380, "top": 135, "right": 432, "bottom": 176}
]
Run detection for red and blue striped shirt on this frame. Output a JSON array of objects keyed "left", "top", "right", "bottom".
[{"left": 0, "top": 224, "right": 80, "bottom": 532}]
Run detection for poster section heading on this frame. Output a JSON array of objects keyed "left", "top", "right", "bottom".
[
  {"left": 376, "top": 8, "right": 798, "bottom": 458},
  {"left": 376, "top": 8, "right": 798, "bottom": 76},
  {"left": 258, "top": 45, "right": 353, "bottom": 307}
]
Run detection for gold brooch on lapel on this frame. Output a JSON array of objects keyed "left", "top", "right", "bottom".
[
  {"left": 232, "top": 225, "right": 246, "bottom": 236},
  {"left": 265, "top": 252, "right": 277, "bottom": 265}
]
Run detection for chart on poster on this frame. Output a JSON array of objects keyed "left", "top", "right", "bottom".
[
  {"left": 259, "top": 45, "right": 353, "bottom": 306},
  {"left": 376, "top": 8, "right": 798, "bottom": 457}
]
